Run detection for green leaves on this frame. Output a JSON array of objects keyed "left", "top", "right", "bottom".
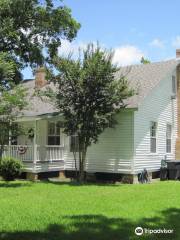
[
  {"left": 0, "top": 0, "right": 80, "bottom": 69},
  {"left": 0, "top": 52, "right": 23, "bottom": 88},
  {"left": 0, "top": 54, "right": 28, "bottom": 149},
  {"left": 53, "top": 43, "right": 134, "bottom": 146},
  {"left": 0, "top": 85, "right": 28, "bottom": 115},
  {"left": 46, "top": 43, "right": 135, "bottom": 180},
  {"left": 141, "top": 57, "right": 151, "bottom": 64},
  {"left": 0, "top": 53, "right": 16, "bottom": 88},
  {"left": 0, "top": 156, "right": 23, "bottom": 180},
  {"left": 0, "top": 0, "right": 80, "bottom": 155}
]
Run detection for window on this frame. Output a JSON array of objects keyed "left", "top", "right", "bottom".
[
  {"left": 166, "top": 124, "right": 172, "bottom": 153},
  {"left": 70, "top": 135, "right": 79, "bottom": 152},
  {"left": 5, "top": 123, "right": 20, "bottom": 145},
  {"left": 11, "top": 136, "right": 17, "bottom": 145},
  {"left": 150, "top": 122, "right": 157, "bottom": 153},
  {"left": 48, "top": 122, "right": 61, "bottom": 145},
  {"left": 10, "top": 123, "right": 18, "bottom": 145},
  {"left": 172, "top": 76, "right": 176, "bottom": 94}
]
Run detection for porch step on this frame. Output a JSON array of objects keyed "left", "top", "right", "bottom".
[{"left": 48, "top": 177, "right": 71, "bottom": 183}]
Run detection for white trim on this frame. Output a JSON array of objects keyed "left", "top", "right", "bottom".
[
  {"left": 45, "top": 145, "right": 64, "bottom": 148},
  {"left": 33, "top": 120, "right": 37, "bottom": 164},
  {"left": 166, "top": 123, "right": 172, "bottom": 153},
  {"left": 150, "top": 121, "right": 158, "bottom": 153},
  {"left": 15, "top": 113, "right": 63, "bottom": 122}
]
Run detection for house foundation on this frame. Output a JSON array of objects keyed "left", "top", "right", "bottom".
[
  {"left": 65, "top": 171, "right": 156, "bottom": 184},
  {"left": 121, "top": 174, "right": 139, "bottom": 184},
  {"left": 24, "top": 170, "right": 156, "bottom": 183},
  {"left": 58, "top": 170, "right": 66, "bottom": 179},
  {"left": 25, "top": 170, "right": 67, "bottom": 181},
  {"left": 26, "top": 172, "right": 38, "bottom": 181}
]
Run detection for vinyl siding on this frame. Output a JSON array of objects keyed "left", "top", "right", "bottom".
[
  {"left": 18, "top": 120, "right": 47, "bottom": 146},
  {"left": 133, "top": 69, "right": 177, "bottom": 173},
  {"left": 64, "top": 111, "right": 134, "bottom": 173},
  {"left": 17, "top": 120, "right": 65, "bottom": 173},
  {"left": 17, "top": 65, "right": 177, "bottom": 175}
]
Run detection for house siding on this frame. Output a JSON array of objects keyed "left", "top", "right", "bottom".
[
  {"left": 18, "top": 120, "right": 47, "bottom": 146},
  {"left": 15, "top": 65, "right": 178, "bottom": 176},
  {"left": 175, "top": 65, "right": 180, "bottom": 158},
  {"left": 64, "top": 110, "right": 134, "bottom": 174},
  {"left": 133, "top": 69, "right": 177, "bottom": 174}
]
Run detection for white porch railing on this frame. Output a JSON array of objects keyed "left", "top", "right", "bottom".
[
  {"left": 45, "top": 145, "right": 64, "bottom": 161},
  {"left": 2, "top": 145, "right": 64, "bottom": 162}
]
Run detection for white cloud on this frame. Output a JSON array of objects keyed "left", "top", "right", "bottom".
[
  {"left": 58, "top": 40, "right": 108, "bottom": 59},
  {"left": 58, "top": 41, "right": 144, "bottom": 66},
  {"left": 112, "top": 45, "right": 144, "bottom": 66},
  {"left": 58, "top": 40, "right": 88, "bottom": 58},
  {"left": 149, "top": 38, "right": 164, "bottom": 48},
  {"left": 172, "top": 36, "right": 180, "bottom": 48}
]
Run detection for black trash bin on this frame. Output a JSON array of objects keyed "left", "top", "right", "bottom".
[
  {"left": 167, "top": 161, "right": 180, "bottom": 180},
  {"left": 160, "top": 167, "right": 168, "bottom": 180}
]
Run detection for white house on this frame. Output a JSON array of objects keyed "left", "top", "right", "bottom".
[{"left": 3, "top": 50, "right": 180, "bottom": 182}]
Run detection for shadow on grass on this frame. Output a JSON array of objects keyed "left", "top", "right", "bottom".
[
  {"left": 0, "top": 208, "right": 179, "bottom": 240},
  {"left": 1, "top": 179, "right": 125, "bottom": 188},
  {"left": 0, "top": 181, "right": 32, "bottom": 188},
  {"left": 46, "top": 180, "right": 123, "bottom": 187}
]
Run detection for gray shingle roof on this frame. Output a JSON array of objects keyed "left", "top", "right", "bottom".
[
  {"left": 116, "top": 59, "right": 179, "bottom": 108},
  {"left": 20, "top": 80, "right": 58, "bottom": 117},
  {"left": 21, "top": 59, "right": 180, "bottom": 117}
]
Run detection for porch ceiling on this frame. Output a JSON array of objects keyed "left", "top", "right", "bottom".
[{"left": 15, "top": 112, "right": 64, "bottom": 122}]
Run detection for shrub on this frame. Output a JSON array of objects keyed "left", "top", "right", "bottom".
[{"left": 0, "top": 157, "right": 23, "bottom": 181}]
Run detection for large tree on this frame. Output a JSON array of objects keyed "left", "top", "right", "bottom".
[
  {"left": 0, "top": 0, "right": 80, "bottom": 83},
  {"left": 0, "top": 0, "right": 80, "bottom": 159},
  {"left": 50, "top": 44, "right": 134, "bottom": 182},
  {"left": 0, "top": 53, "right": 27, "bottom": 159},
  {"left": 141, "top": 57, "right": 150, "bottom": 64}
]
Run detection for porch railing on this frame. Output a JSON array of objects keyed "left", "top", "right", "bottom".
[
  {"left": 2, "top": 145, "right": 64, "bottom": 163},
  {"left": 45, "top": 145, "right": 64, "bottom": 161}
]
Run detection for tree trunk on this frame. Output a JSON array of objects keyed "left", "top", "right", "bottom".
[
  {"left": 72, "top": 150, "right": 78, "bottom": 180},
  {"left": 0, "top": 145, "right": 4, "bottom": 162},
  {"left": 79, "top": 163, "right": 85, "bottom": 182},
  {"left": 78, "top": 148, "right": 87, "bottom": 182}
]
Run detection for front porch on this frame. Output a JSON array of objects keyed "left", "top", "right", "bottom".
[
  {"left": 4, "top": 115, "right": 68, "bottom": 173},
  {"left": 3, "top": 145, "right": 65, "bottom": 173}
]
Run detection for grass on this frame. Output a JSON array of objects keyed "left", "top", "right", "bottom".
[{"left": 0, "top": 181, "right": 180, "bottom": 240}]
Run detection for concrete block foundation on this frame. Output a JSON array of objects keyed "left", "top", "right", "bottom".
[{"left": 26, "top": 172, "right": 38, "bottom": 181}]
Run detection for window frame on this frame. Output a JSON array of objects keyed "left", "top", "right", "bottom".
[
  {"left": 166, "top": 124, "right": 172, "bottom": 153},
  {"left": 150, "top": 121, "right": 157, "bottom": 153},
  {"left": 10, "top": 123, "right": 18, "bottom": 145},
  {"left": 70, "top": 134, "right": 79, "bottom": 153},
  {"left": 47, "top": 121, "right": 61, "bottom": 146},
  {"left": 172, "top": 75, "right": 177, "bottom": 95}
]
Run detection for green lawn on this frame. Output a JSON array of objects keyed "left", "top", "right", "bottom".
[{"left": 0, "top": 181, "right": 179, "bottom": 240}]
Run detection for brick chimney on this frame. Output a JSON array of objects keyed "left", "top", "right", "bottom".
[
  {"left": 35, "top": 67, "right": 47, "bottom": 88},
  {"left": 176, "top": 49, "right": 180, "bottom": 58}
]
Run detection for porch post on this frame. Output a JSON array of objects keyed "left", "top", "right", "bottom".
[
  {"left": 33, "top": 120, "right": 37, "bottom": 164},
  {"left": 8, "top": 123, "right": 12, "bottom": 157}
]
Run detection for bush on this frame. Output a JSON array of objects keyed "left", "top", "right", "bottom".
[{"left": 0, "top": 157, "right": 23, "bottom": 181}]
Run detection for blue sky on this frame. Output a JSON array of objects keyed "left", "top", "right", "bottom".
[{"left": 22, "top": 0, "right": 180, "bottom": 79}]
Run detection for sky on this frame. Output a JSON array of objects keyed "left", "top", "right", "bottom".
[{"left": 22, "top": 0, "right": 180, "bottom": 79}]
